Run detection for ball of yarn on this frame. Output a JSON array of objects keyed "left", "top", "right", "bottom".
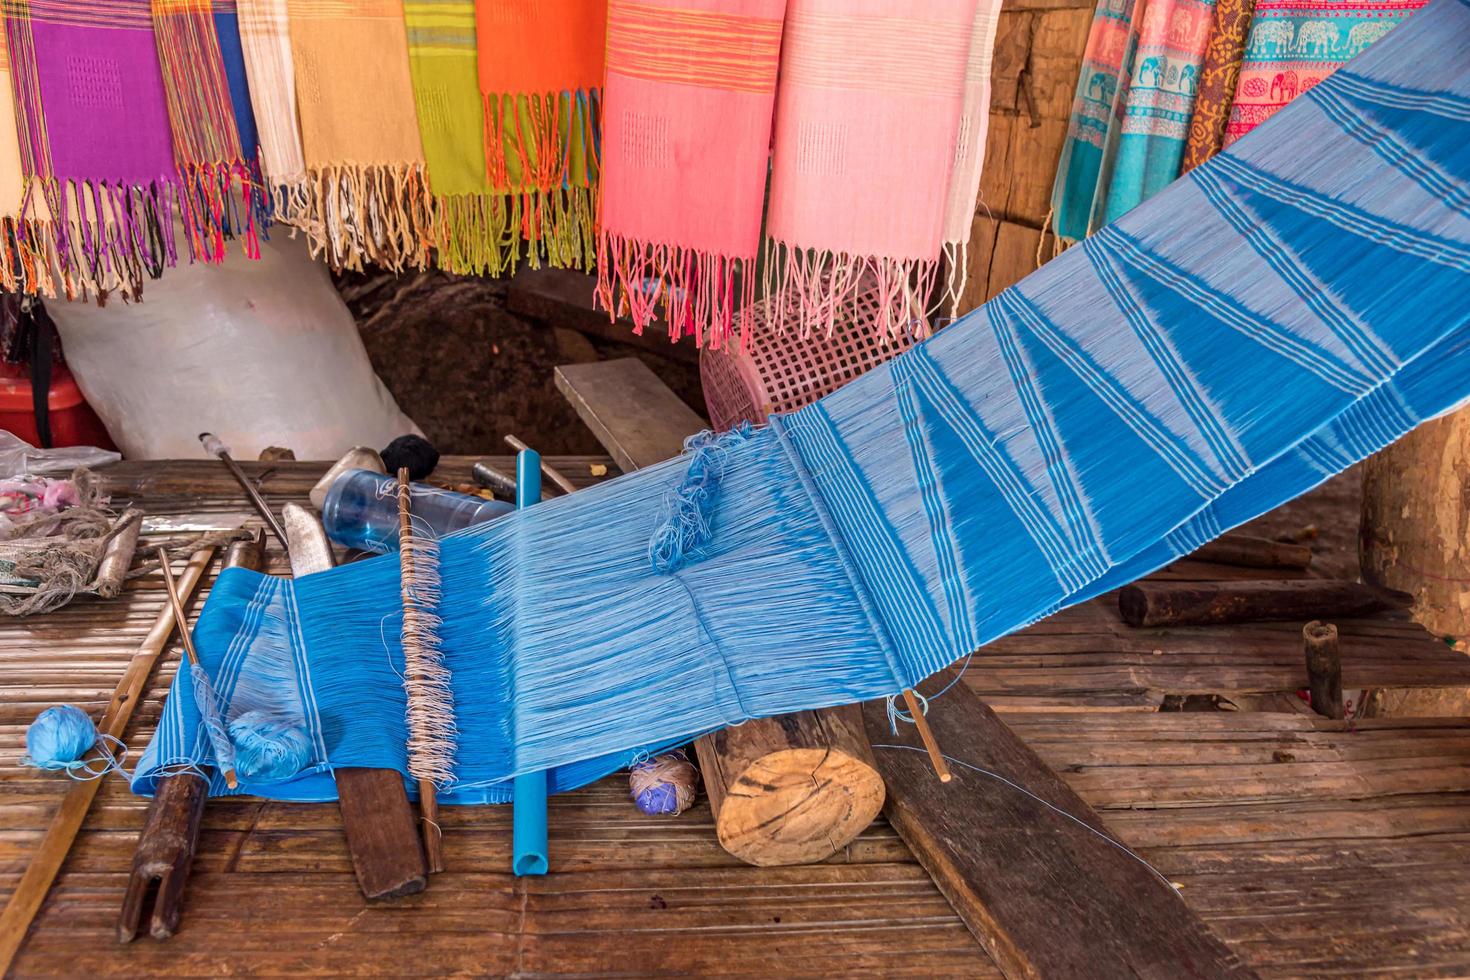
[
  {"left": 24, "top": 705, "right": 98, "bottom": 770},
  {"left": 381, "top": 434, "right": 440, "bottom": 481},
  {"left": 629, "top": 750, "right": 698, "bottom": 816},
  {"left": 228, "top": 711, "right": 311, "bottom": 783}
]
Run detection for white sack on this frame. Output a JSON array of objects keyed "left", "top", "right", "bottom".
[{"left": 50, "top": 234, "right": 419, "bottom": 460}]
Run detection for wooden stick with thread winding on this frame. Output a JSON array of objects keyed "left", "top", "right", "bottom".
[
  {"left": 156, "top": 546, "right": 237, "bottom": 789},
  {"left": 902, "top": 689, "right": 953, "bottom": 783},
  {"left": 0, "top": 546, "right": 217, "bottom": 976},
  {"left": 398, "top": 467, "right": 445, "bottom": 874}
]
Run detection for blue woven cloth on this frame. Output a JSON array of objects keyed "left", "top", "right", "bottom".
[{"left": 135, "top": 0, "right": 1470, "bottom": 804}]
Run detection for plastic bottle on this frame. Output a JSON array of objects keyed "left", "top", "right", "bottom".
[{"left": 320, "top": 468, "right": 514, "bottom": 554}]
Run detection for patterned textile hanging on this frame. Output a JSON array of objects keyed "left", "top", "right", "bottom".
[
  {"left": 595, "top": 0, "right": 787, "bottom": 349},
  {"left": 286, "top": 0, "right": 432, "bottom": 272},
  {"left": 1223, "top": 0, "right": 1426, "bottom": 147},
  {"left": 475, "top": 0, "right": 605, "bottom": 273},
  {"left": 1048, "top": 0, "right": 1140, "bottom": 246},
  {"left": 237, "top": 0, "right": 308, "bottom": 229},
  {"left": 0, "top": 29, "right": 53, "bottom": 296},
  {"left": 939, "top": 0, "right": 1005, "bottom": 316},
  {"left": 403, "top": 0, "right": 505, "bottom": 275},
  {"left": 152, "top": 0, "right": 266, "bottom": 263},
  {"left": 1180, "top": 0, "right": 1255, "bottom": 170},
  {"left": 3, "top": 0, "right": 186, "bottom": 302},
  {"left": 764, "top": 0, "right": 978, "bottom": 340},
  {"left": 1100, "top": 0, "right": 1218, "bottom": 224}
]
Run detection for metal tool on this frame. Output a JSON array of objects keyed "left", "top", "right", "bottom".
[{"left": 199, "top": 432, "right": 289, "bottom": 549}]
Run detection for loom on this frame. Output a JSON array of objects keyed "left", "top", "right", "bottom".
[{"left": 135, "top": 0, "right": 1470, "bottom": 807}]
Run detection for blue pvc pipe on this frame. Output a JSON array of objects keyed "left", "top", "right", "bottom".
[{"left": 511, "top": 449, "right": 549, "bottom": 877}]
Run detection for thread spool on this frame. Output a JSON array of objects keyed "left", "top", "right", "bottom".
[
  {"left": 629, "top": 750, "right": 698, "bottom": 816},
  {"left": 228, "top": 711, "right": 312, "bottom": 783},
  {"left": 22, "top": 705, "right": 125, "bottom": 778}
]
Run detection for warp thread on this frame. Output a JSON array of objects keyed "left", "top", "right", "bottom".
[
  {"left": 21, "top": 704, "right": 127, "bottom": 779},
  {"left": 227, "top": 710, "right": 312, "bottom": 783},
  {"left": 628, "top": 749, "right": 698, "bottom": 816},
  {"left": 649, "top": 425, "right": 752, "bottom": 574}
]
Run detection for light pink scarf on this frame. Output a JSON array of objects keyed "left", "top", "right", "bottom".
[{"left": 764, "top": 0, "right": 978, "bottom": 338}]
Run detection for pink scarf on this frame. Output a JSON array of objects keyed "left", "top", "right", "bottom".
[
  {"left": 595, "top": 0, "right": 787, "bottom": 349},
  {"left": 764, "top": 0, "right": 978, "bottom": 338}
]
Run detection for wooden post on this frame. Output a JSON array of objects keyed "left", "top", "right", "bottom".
[
  {"left": 555, "top": 358, "right": 885, "bottom": 866},
  {"left": 1303, "top": 621, "right": 1344, "bottom": 720},
  {"left": 1361, "top": 409, "right": 1470, "bottom": 643}
]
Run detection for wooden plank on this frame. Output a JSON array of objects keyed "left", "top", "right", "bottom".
[
  {"left": 862, "top": 672, "right": 1253, "bottom": 979},
  {"left": 554, "top": 358, "right": 708, "bottom": 473},
  {"left": 506, "top": 267, "right": 701, "bottom": 365},
  {"left": 1118, "top": 580, "right": 1412, "bottom": 628}
]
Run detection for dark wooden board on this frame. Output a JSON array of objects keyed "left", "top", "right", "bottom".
[
  {"left": 554, "top": 358, "right": 708, "bottom": 472},
  {"left": 863, "top": 674, "right": 1253, "bottom": 980}
]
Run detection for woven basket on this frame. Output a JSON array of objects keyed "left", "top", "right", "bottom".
[{"left": 700, "top": 283, "right": 925, "bottom": 431}]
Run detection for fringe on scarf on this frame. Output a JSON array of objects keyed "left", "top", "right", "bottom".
[
  {"left": 153, "top": 0, "right": 265, "bottom": 266},
  {"left": 298, "top": 164, "right": 435, "bottom": 274},
  {"left": 0, "top": 211, "right": 58, "bottom": 298},
  {"left": 481, "top": 89, "right": 599, "bottom": 272},
  {"left": 433, "top": 193, "right": 517, "bottom": 277},
  {"left": 35, "top": 177, "right": 181, "bottom": 304},
  {"left": 762, "top": 240, "right": 939, "bottom": 342},
  {"left": 595, "top": 233, "right": 759, "bottom": 351}
]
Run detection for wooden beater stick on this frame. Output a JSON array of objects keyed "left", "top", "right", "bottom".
[
  {"left": 0, "top": 547, "right": 217, "bottom": 976},
  {"left": 398, "top": 468, "right": 445, "bottom": 873},
  {"left": 504, "top": 434, "right": 578, "bottom": 495},
  {"left": 902, "top": 689, "right": 953, "bottom": 783}
]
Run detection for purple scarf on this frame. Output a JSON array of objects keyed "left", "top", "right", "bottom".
[{"left": 5, "top": 0, "right": 181, "bottom": 300}]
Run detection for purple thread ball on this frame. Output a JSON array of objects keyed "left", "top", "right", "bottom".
[{"left": 635, "top": 782, "right": 681, "bottom": 815}]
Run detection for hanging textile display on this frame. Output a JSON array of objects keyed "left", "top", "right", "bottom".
[
  {"left": 402, "top": 0, "right": 504, "bottom": 275},
  {"left": 1100, "top": 0, "right": 1218, "bottom": 224},
  {"left": 286, "top": 0, "right": 432, "bottom": 272},
  {"left": 475, "top": 0, "right": 605, "bottom": 274},
  {"left": 133, "top": 0, "right": 1470, "bottom": 806},
  {"left": 1180, "top": 0, "right": 1255, "bottom": 170},
  {"left": 3, "top": 0, "right": 182, "bottom": 301},
  {"left": 939, "top": 0, "right": 1005, "bottom": 315},
  {"left": 237, "top": 0, "right": 309, "bottom": 228},
  {"left": 0, "top": 31, "right": 53, "bottom": 296},
  {"left": 595, "top": 0, "right": 786, "bottom": 349},
  {"left": 1223, "top": 0, "right": 1426, "bottom": 146},
  {"left": 1048, "top": 0, "right": 1140, "bottom": 246},
  {"left": 764, "top": 0, "right": 978, "bottom": 340},
  {"left": 152, "top": 0, "right": 266, "bottom": 263}
]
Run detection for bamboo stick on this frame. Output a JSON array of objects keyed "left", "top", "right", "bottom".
[{"left": 0, "top": 547, "right": 216, "bottom": 975}]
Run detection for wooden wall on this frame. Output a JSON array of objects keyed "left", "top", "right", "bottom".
[{"left": 956, "top": 0, "right": 1094, "bottom": 314}]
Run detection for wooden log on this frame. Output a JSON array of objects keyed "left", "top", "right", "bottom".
[
  {"left": 702, "top": 706, "right": 885, "bottom": 867},
  {"left": 0, "top": 546, "right": 217, "bottom": 975},
  {"left": 117, "top": 533, "right": 265, "bottom": 943},
  {"left": 1303, "top": 621, "right": 1344, "bottom": 720},
  {"left": 1118, "top": 580, "right": 1411, "bottom": 628},
  {"left": 554, "top": 358, "right": 884, "bottom": 866},
  {"left": 1190, "top": 533, "right": 1312, "bottom": 570},
  {"left": 283, "top": 502, "right": 430, "bottom": 898},
  {"left": 1361, "top": 407, "right": 1470, "bottom": 642},
  {"left": 861, "top": 672, "right": 1254, "bottom": 979}
]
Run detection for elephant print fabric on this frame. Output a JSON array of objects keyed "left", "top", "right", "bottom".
[
  {"left": 1101, "top": 0, "right": 1218, "bottom": 224},
  {"left": 1049, "top": 0, "right": 1140, "bottom": 243},
  {"left": 1223, "top": 0, "right": 1427, "bottom": 146},
  {"left": 1180, "top": 0, "right": 1255, "bottom": 171}
]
